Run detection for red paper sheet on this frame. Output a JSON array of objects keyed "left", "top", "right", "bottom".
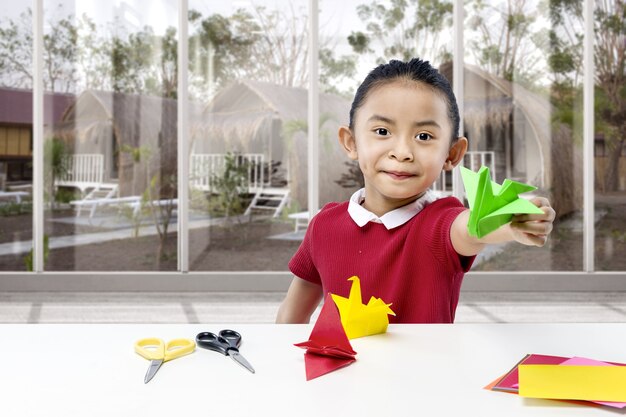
[{"left": 492, "top": 354, "right": 569, "bottom": 392}]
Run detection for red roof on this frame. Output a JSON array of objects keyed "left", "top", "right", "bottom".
[{"left": 0, "top": 87, "right": 75, "bottom": 125}]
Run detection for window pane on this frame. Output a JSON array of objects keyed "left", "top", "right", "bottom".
[
  {"left": 188, "top": 0, "right": 307, "bottom": 271},
  {"left": 0, "top": 4, "right": 34, "bottom": 271},
  {"left": 464, "top": 0, "right": 584, "bottom": 271},
  {"left": 43, "top": 1, "right": 178, "bottom": 271},
  {"left": 319, "top": 0, "right": 454, "bottom": 206},
  {"left": 594, "top": 0, "right": 626, "bottom": 271}
]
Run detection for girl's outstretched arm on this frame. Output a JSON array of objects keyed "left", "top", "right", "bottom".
[
  {"left": 276, "top": 277, "right": 324, "bottom": 324},
  {"left": 450, "top": 197, "right": 556, "bottom": 257}
]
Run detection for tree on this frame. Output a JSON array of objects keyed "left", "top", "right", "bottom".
[
  {"left": 188, "top": 4, "right": 314, "bottom": 97},
  {"left": 108, "top": 26, "right": 158, "bottom": 94},
  {"left": 319, "top": 47, "right": 358, "bottom": 96},
  {"left": 465, "top": 0, "right": 548, "bottom": 86},
  {"left": 188, "top": 9, "right": 257, "bottom": 99},
  {"left": 549, "top": 0, "right": 625, "bottom": 192},
  {"left": 0, "top": 6, "right": 84, "bottom": 92},
  {"left": 594, "top": 0, "right": 626, "bottom": 192},
  {"left": 347, "top": 0, "right": 453, "bottom": 66},
  {"left": 0, "top": 9, "right": 34, "bottom": 88}
]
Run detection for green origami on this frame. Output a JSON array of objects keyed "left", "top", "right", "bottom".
[{"left": 460, "top": 166, "right": 544, "bottom": 238}]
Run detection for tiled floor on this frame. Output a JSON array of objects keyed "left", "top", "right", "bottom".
[{"left": 2, "top": 292, "right": 626, "bottom": 323}]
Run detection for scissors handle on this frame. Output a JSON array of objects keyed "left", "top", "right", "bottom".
[
  {"left": 163, "top": 338, "right": 196, "bottom": 362},
  {"left": 135, "top": 338, "right": 165, "bottom": 361},
  {"left": 196, "top": 330, "right": 241, "bottom": 355},
  {"left": 219, "top": 329, "right": 242, "bottom": 349}
]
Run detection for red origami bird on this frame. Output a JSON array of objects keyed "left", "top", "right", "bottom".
[{"left": 294, "top": 293, "right": 357, "bottom": 380}]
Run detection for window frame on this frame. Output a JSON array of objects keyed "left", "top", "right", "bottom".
[{"left": 0, "top": 0, "right": 622, "bottom": 292}]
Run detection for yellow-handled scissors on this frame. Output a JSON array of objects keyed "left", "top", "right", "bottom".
[{"left": 134, "top": 338, "right": 196, "bottom": 383}]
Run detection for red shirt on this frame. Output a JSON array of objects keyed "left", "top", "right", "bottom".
[{"left": 288, "top": 197, "right": 475, "bottom": 323}]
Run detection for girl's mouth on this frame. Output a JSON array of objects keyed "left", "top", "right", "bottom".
[{"left": 385, "top": 171, "right": 415, "bottom": 180}]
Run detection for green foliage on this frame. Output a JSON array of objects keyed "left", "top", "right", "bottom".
[
  {"left": 208, "top": 152, "right": 250, "bottom": 219},
  {"left": 282, "top": 119, "right": 308, "bottom": 154},
  {"left": 0, "top": 7, "right": 176, "bottom": 95},
  {"left": 0, "top": 5, "right": 351, "bottom": 96},
  {"left": 349, "top": 0, "right": 453, "bottom": 64},
  {"left": 335, "top": 160, "right": 365, "bottom": 191},
  {"left": 188, "top": 10, "right": 257, "bottom": 89},
  {"left": 282, "top": 113, "right": 338, "bottom": 154},
  {"left": 279, "top": 200, "right": 303, "bottom": 222},
  {"left": 120, "top": 144, "right": 151, "bottom": 164},
  {"left": 24, "top": 234, "right": 49, "bottom": 272},
  {"left": 347, "top": 31, "right": 371, "bottom": 54},
  {"left": 44, "top": 138, "right": 69, "bottom": 207},
  {"left": 0, "top": 6, "right": 80, "bottom": 91},
  {"left": 611, "top": 229, "right": 626, "bottom": 244},
  {"left": 54, "top": 187, "right": 80, "bottom": 204},
  {"left": 547, "top": 0, "right": 625, "bottom": 191},
  {"left": 0, "top": 201, "right": 32, "bottom": 216},
  {"left": 466, "top": 0, "right": 542, "bottom": 85},
  {"left": 319, "top": 48, "right": 358, "bottom": 96}
]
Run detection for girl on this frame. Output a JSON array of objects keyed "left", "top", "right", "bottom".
[{"left": 276, "top": 58, "right": 555, "bottom": 324}]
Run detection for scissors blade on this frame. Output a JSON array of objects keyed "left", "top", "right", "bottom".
[
  {"left": 229, "top": 351, "right": 255, "bottom": 374},
  {"left": 144, "top": 359, "right": 163, "bottom": 384}
]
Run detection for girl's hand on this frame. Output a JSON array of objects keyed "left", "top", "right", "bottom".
[{"left": 509, "top": 197, "right": 556, "bottom": 247}]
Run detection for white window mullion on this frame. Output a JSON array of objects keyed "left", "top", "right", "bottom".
[
  {"left": 583, "top": 0, "right": 595, "bottom": 272},
  {"left": 33, "top": 0, "right": 44, "bottom": 272},
  {"left": 178, "top": 0, "right": 189, "bottom": 272},
  {"left": 308, "top": 0, "right": 319, "bottom": 217},
  {"left": 452, "top": 0, "right": 464, "bottom": 201}
]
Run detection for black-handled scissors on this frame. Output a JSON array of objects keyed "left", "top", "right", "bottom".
[{"left": 196, "top": 329, "right": 255, "bottom": 374}]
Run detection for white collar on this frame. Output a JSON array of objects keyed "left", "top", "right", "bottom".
[{"left": 347, "top": 188, "right": 438, "bottom": 230}]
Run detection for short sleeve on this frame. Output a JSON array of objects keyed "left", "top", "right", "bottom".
[
  {"left": 422, "top": 197, "right": 476, "bottom": 273},
  {"left": 288, "top": 213, "right": 321, "bottom": 285}
]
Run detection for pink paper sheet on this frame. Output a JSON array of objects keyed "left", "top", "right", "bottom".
[{"left": 558, "top": 357, "right": 626, "bottom": 409}]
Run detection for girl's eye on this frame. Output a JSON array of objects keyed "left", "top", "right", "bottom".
[
  {"left": 416, "top": 132, "right": 432, "bottom": 141},
  {"left": 374, "top": 128, "right": 389, "bottom": 136}
]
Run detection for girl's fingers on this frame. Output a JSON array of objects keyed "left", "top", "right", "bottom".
[
  {"left": 512, "top": 220, "right": 553, "bottom": 236},
  {"left": 514, "top": 204, "right": 556, "bottom": 223},
  {"left": 522, "top": 233, "right": 548, "bottom": 247}
]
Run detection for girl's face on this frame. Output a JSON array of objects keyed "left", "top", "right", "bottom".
[{"left": 339, "top": 79, "right": 467, "bottom": 216}]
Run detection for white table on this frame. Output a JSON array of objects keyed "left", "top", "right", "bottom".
[{"left": 1, "top": 323, "right": 624, "bottom": 416}]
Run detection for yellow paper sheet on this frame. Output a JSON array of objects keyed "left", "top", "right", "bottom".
[
  {"left": 519, "top": 365, "right": 626, "bottom": 402},
  {"left": 331, "top": 276, "right": 395, "bottom": 339}
]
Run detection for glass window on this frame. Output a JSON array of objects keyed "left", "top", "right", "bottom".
[
  {"left": 594, "top": 0, "right": 626, "bottom": 271},
  {"left": 0, "top": 0, "right": 623, "bottom": 280},
  {"left": 464, "top": 0, "right": 584, "bottom": 271},
  {"left": 318, "top": 0, "right": 454, "bottom": 205},
  {"left": 42, "top": 1, "right": 179, "bottom": 271},
  {"left": 0, "top": 4, "right": 34, "bottom": 271},
  {"left": 188, "top": 0, "right": 307, "bottom": 271}
]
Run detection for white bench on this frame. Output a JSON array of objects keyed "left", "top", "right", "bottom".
[
  {"left": 128, "top": 199, "right": 178, "bottom": 217},
  {"left": 56, "top": 154, "right": 104, "bottom": 195},
  {"left": 0, "top": 191, "right": 30, "bottom": 204},
  {"left": 71, "top": 196, "right": 178, "bottom": 220},
  {"left": 288, "top": 211, "right": 311, "bottom": 232},
  {"left": 70, "top": 196, "right": 141, "bottom": 218}
]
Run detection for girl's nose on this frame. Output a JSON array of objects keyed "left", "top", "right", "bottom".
[{"left": 388, "top": 138, "right": 414, "bottom": 162}]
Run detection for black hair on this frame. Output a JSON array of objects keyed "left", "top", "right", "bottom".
[{"left": 348, "top": 58, "right": 460, "bottom": 142}]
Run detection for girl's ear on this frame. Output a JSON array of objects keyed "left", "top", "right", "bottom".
[
  {"left": 338, "top": 126, "right": 358, "bottom": 160},
  {"left": 443, "top": 137, "right": 468, "bottom": 171}
]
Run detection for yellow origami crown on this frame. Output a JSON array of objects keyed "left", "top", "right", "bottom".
[{"left": 331, "top": 276, "right": 396, "bottom": 340}]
